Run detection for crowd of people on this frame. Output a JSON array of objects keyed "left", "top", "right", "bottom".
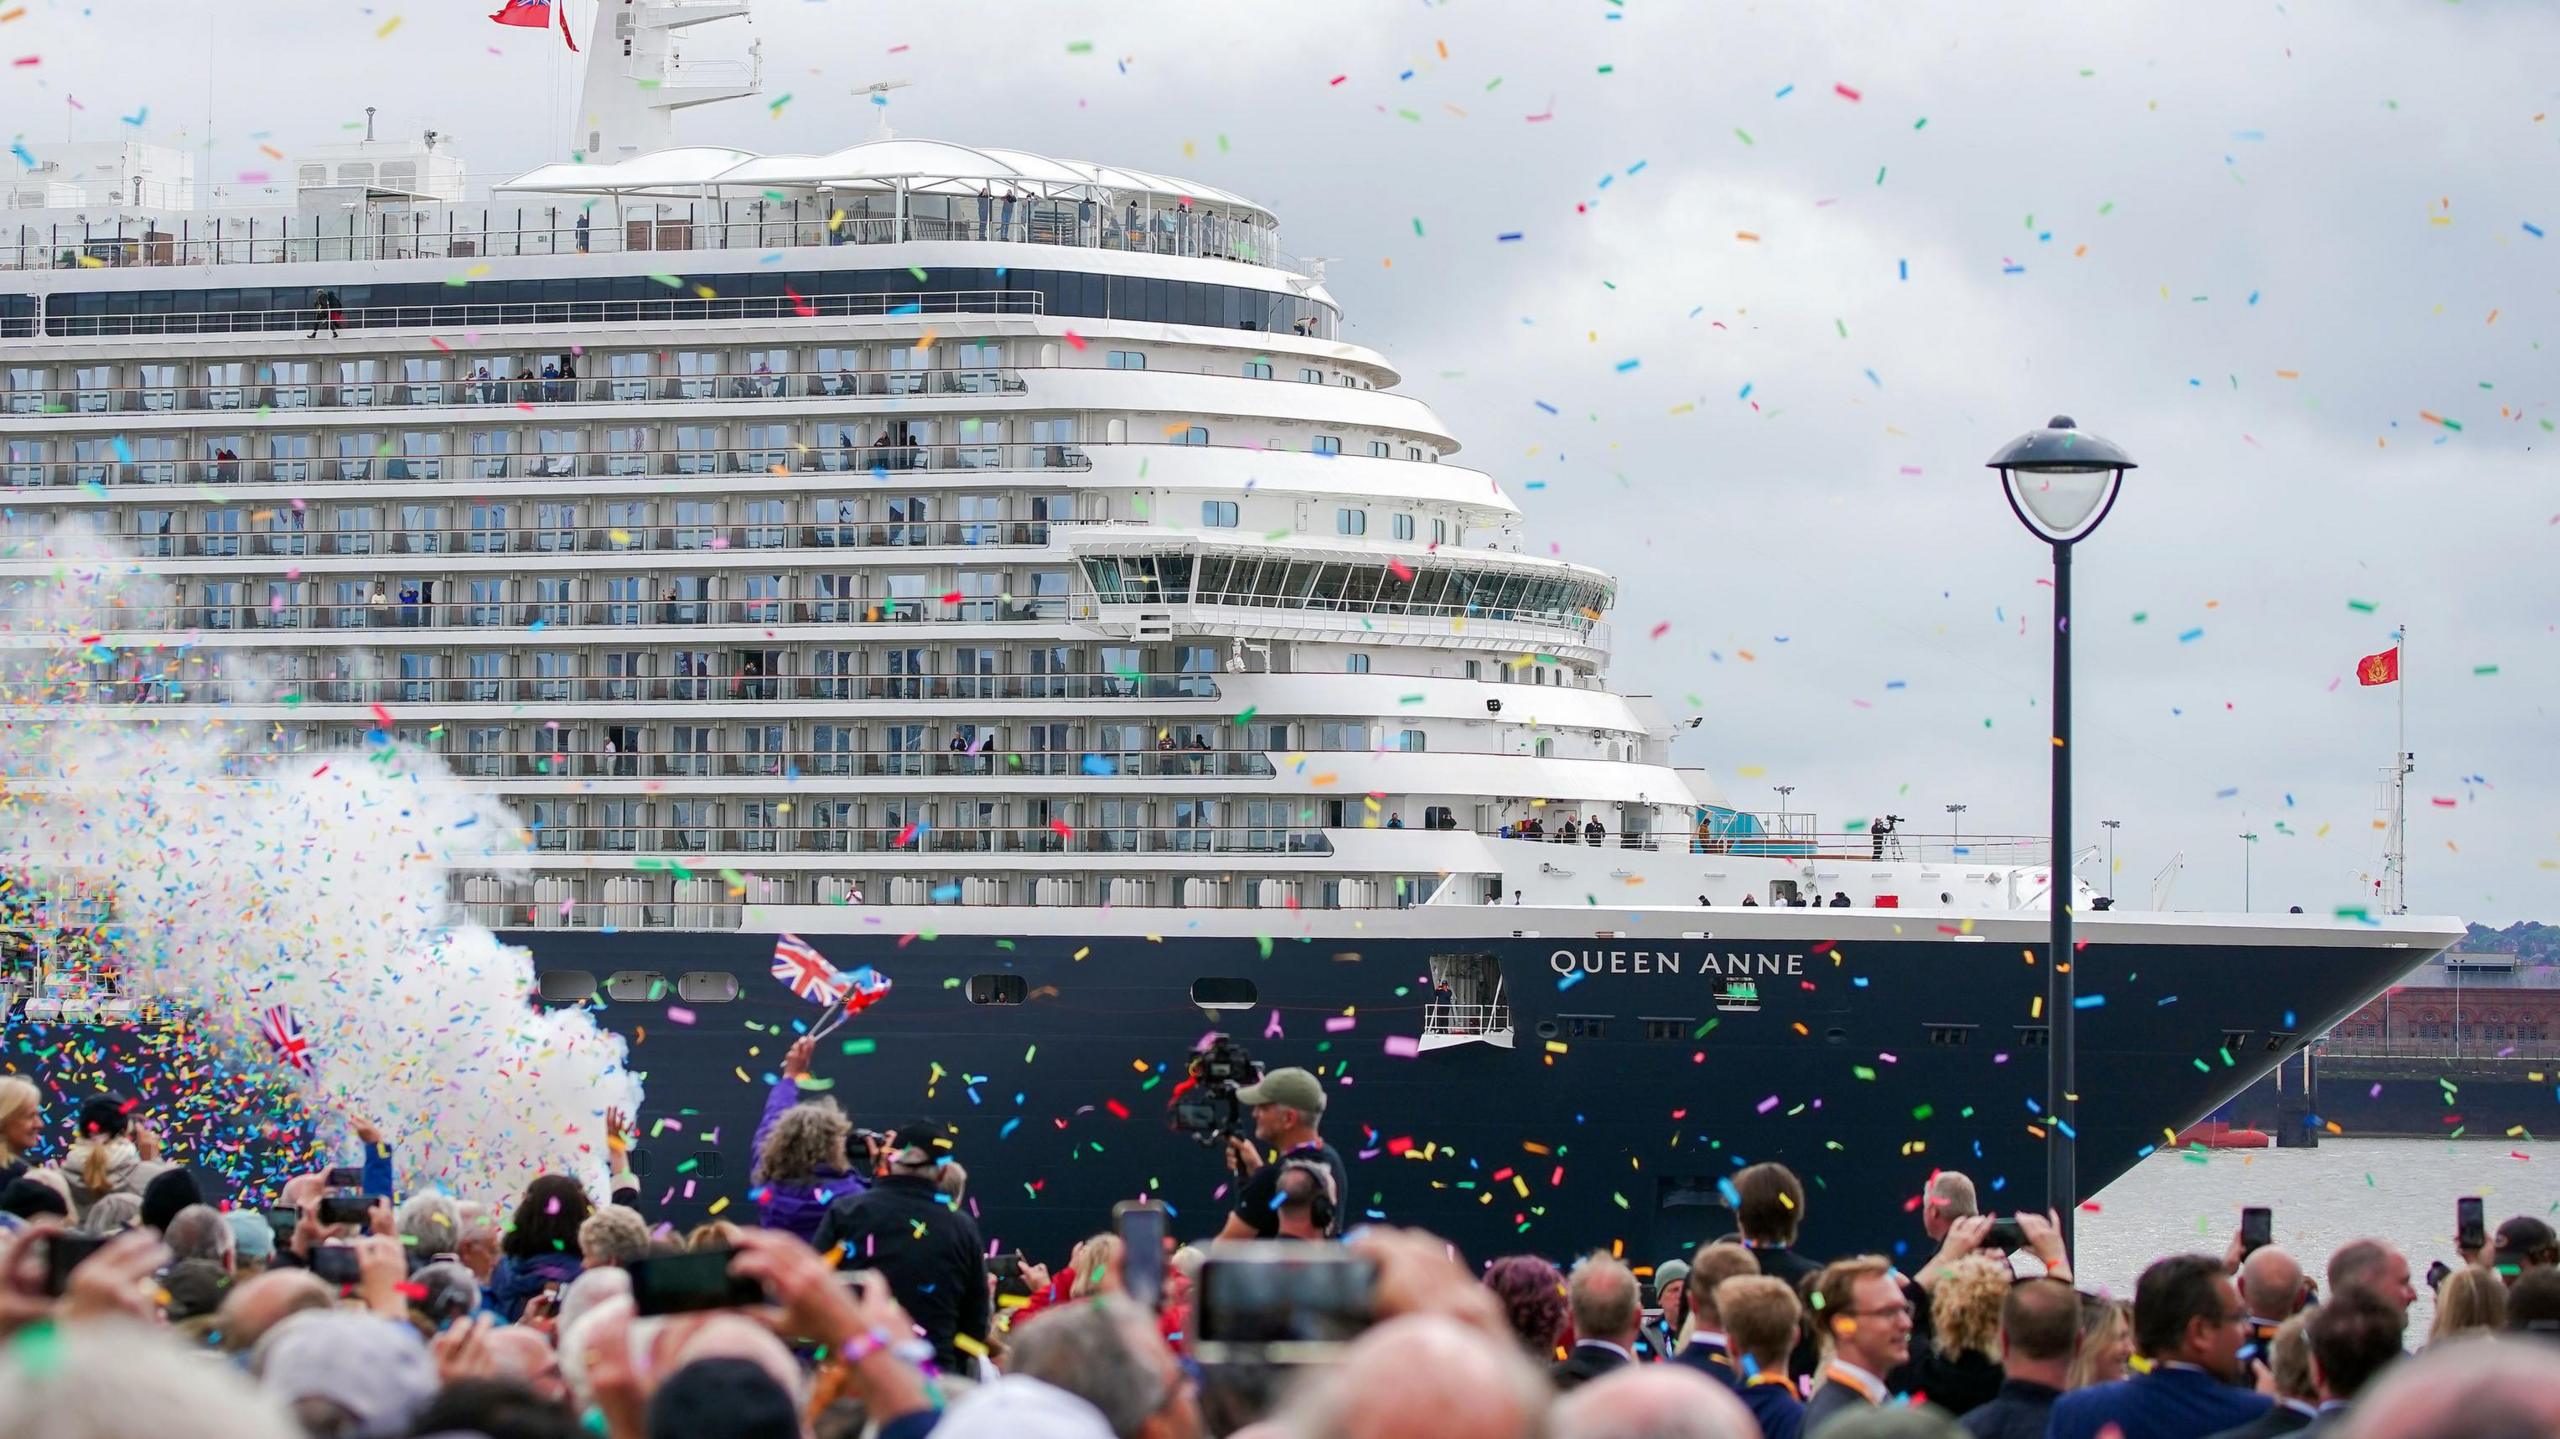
[{"left": 0, "top": 1055, "right": 2555, "bottom": 1439}]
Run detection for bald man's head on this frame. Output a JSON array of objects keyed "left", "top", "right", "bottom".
[
  {"left": 2239, "top": 1247, "right": 2305, "bottom": 1321},
  {"left": 1282, "top": 1315, "right": 1550, "bottom": 1439},
  {"left": 1553, "top": 1363, "right": 1759, "bottom": 1439},
  {"left": 2346, "top": 1337, "right": 2560, "bottom": 1439},
  {"left": 213, "top": 1269, "right": 333, "bottom": 1354}
]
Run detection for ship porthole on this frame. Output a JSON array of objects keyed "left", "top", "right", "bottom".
[
  {"left": 1534, "top": 1020, "right": 1560, "bottom": 1040},
  {"left": 1825, "top": 1027, "right": 1848, "bottom": 1045}
]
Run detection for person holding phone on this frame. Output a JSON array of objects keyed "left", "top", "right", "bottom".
[
  {"left": 61, "top": 1093, "right": 171, "bottom": 1221},
  {"left": 1215, "top": 1068, "right": 1349, "bottom": 1241},
  {"left": 811, "top": 1122, "right": 989, "bottom": 1373}
]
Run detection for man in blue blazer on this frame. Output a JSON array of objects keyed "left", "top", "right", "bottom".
[{"left": 2050, "top": 1255, "right": 2273, "bottom": 1439}]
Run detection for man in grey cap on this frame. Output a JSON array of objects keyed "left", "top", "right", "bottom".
[
  {"left": 1214, "top": 1066, "right": 1351, "bottom": 1240},
  {"left": 226, "top": 1209, "right": 278, "bottom": 1276}
]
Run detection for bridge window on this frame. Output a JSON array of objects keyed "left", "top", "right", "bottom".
[
  {"left": 1201, "top": 500, "right": 1239, "bottom": 528},
  {"left": 1241, "top": 361, "right": 1272, "bottom": 379},
  {"left": 1107, "top": 350, "right": 1146, "bottom": 370},
  {"left": 1335, "top": 508, "right": 1366, "bottom": 535}
]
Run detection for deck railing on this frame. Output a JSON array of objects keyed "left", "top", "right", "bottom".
[
  {"left": 4, "top": 208, "right": 1302, "bottom": 277},
  {"left": 2, "top": 364, "right": 1034, "bottom": 414},
  {"left": 19, "top": 288, "right": 1044, "bottom": 339}
]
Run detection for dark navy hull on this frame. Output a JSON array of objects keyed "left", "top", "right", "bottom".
[
  {"left": 2, "top": 922, "right": 2442, "bottom": 1265},
  {"left": 493, "top": 924, "right": 2436, "bottom": 1266}
]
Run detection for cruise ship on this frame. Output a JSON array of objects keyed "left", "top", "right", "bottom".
[{"left": 0, "top": 2, "right": 2462, "bottom": 1263}]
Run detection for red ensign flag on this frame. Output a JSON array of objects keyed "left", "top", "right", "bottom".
[{"left": 2356, "top": 647, "right": 2400, "bottom": 686}]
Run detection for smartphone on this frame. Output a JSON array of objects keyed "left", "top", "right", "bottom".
[
  {"left": 316, "top": 1194, "right": 372, "bottom": 1228},
  {"left": 2240, "top": 1206, "right": 2273, "bottom": 1257},
  {"left": 1114, "top": 1200, "right": 1169, "bottom": 1311},
  {"left": 42, "top": 1232, "right": 113, "bottom": 1297},
  {"left": 2457, "top": 1196, "right": 2487, "bottom": 1252},
  {"left": 1195, "top": 1243, "right": 1377, "bottom": 1364},
  {"left": 265, "top": 1206, "right": 302, "bottom": 1245},
  {"left": 324, "top": 1166, "right": 365, "bottom": 1190},
  {"left": 627, "top": 1249, "right": 766, "bottom": 1317},
  {"left": 310, "top": 1243, "right": 363, "bottom": 1287},
  {"left": 990, "top": 1251, "right": 1028, "bottom": 1294},
  {"left": 1983, "top": 1217, "right": 2027, "bottom": 1253}
]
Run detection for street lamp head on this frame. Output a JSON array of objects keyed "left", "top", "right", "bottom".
[{"left": 1987, "top": 414, "right": 2136, "bottom": 544}]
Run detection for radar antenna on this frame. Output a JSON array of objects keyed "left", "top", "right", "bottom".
[{"left": 853, "top": 78, "right": 913, "bottom": 140}]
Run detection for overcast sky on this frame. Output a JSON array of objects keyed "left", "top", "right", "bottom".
[{"left": 12, "top": 1, "right": 2555, "bottom": 923}]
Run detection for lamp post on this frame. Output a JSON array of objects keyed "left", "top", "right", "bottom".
[
  {"left": 2101, "top": 819, "right": 2122, "bottom": 901},
  {"left": 2240, "top": 828, "right": 2259, "bottom": 912},
  {"left": 1772, "top": 785, "right": 1796, "bottom": 836},
  {"left": 1945, "top": 803, "right": 1967, "bottom": 859},
  {"left": 1986, "top": 414, "right": 2136, "bottom": 1261}
]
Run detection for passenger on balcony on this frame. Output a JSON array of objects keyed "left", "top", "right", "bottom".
[
  {"left": 1584, "top": 816, "right": 1605, "bottom": 847},
  {"left": 306, "top": 288, "right": 341, "bottom": 340},
  {"left": 540, "top": 360, "right": 561, "bottom": 402},
  {"left": 1387, "top": 813, "right": 1404, "bottom": 829},
  {"left": 1830, "top": 892, "right": 1853, "bottom": 908}
]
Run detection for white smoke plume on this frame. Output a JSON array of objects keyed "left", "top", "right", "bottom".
[{"left": 1, "top": 521, "right": 641, "bottom": 1199}]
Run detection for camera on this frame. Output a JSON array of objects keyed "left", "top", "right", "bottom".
[{"left": 1171, "top": 1033, "right": 1261, "bottom": 1148}]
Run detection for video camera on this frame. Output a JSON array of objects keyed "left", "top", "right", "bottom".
[{"left": 1171, "top": 1032, "right": 1262, "bottom": 1148}]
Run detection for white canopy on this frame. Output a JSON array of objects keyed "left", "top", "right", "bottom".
[{"left": 499, "top": 137, "right": 1273, "bottom": 221}]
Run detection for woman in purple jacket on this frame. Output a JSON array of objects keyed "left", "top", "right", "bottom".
[{"left": 751, "top": 1036, "right": 873, "bottom": 1241}]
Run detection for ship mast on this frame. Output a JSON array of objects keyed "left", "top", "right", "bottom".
[{"left": 571, "top": 0, "right": 762, "bottom": 164}]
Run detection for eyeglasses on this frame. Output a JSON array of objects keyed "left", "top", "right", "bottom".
[{"left": 1849, "top": 1302, "right": 1916, "bottom": 1319}]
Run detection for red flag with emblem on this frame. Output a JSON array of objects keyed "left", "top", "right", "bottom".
[{"left": 2356, "top": 647, "right": 2400, "bottom": 686}]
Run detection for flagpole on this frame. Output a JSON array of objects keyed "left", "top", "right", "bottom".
[{"left": 2394, "top": 625, "right": 2409, "bottom": 915}]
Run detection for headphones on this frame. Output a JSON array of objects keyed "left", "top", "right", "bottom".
[{"left": 1275, "top": 1158, "right": 1337, "bottom": 1233}]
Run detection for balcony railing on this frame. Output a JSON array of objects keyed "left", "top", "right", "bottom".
[
  {"left": 5, "top": 207, "right": 1298, "bottom": 278},
  {"left": 17, "top": 288, "right": 1047, "bottom": 338},
  {"left": 11, "top": 672, "right": 1224, "bottom": 707},
  {"left": 1485, "top": 828, "right": 2054, "bottom": 866},
  {"left": 113, "top": 519, "right": 1083, "bottom": 561},
  {"left": 524, "top": 825, "right": 1333, "bottom": 858},
  {"left": 5, "top": 364, "right": 1038, "bottom": 416},
  {"left": 427, "top": 749, "right": 1275, "bottom": 781},
  {"left": 44, "top": 595, "right": 1074, "bottom": 635},
  {"left": 1, "top": 442, "right": 1092, "bottom": 491}
]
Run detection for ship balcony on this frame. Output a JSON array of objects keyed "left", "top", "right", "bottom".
[
  {"left": 95, "top": 519, "right": 1091, "bottom": 564},
  {"left": 1, "top": 442, "right": 1092, "bottom": 493},
  {"left": 247, "top": 748, "right": 1278, "bottom": 783},
  {"left": 5, "top": 206, "right": 1300, "bottom": 281},
  {"left": 30, "top": 595, "right": 1080, "bottom": 639},
  {"left": 10, "top": 286, "right": 1051, "bottom": 337},
  {"left": 7, "top": 365, "right": 1037, "bottom": 417},
  {"left": 517, "top": 824, "right": 1333, "bottom": 859},
  {"left": 24, "top": 672, "right": 1222, "bottom": 709}
]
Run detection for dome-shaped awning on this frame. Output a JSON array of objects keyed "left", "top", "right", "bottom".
[{"left": 501, "top": 137, "right": 1272, "bottom": 221}]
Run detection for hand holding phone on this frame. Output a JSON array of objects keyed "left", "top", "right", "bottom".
[
  {"left": 627, "top": 1249, "right": 767, "bottom": 1317},
  {"left": 316, "top": 1193, "right": 372, "bottom": 1228},
  {"left": 310, "top": 1243, "right": 364, "bottom": 1287},
  {"left": 42, "top": 1232, "right": 113, "bottom": 1298},
  {"left": 2240, "top": 1206, "right": 2273, "bottom": 1258},
  {"left": 1114, "top": 1201, "right": 1169, "bottom": 1311},
  {"left": 2457, "top": 1196, "right": 2487, "bottom": 1254}
]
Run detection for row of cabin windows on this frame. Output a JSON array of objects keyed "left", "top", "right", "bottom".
[
  {"left": 535, "top": 969, "right": 1257, "bottom": 1010},
  {"left": 1202, "top": 504, "right": 1435, "bottom": 545}
]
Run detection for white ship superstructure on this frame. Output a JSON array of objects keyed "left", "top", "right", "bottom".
[{"left": 2, "top": 4, "right": 2065, "bottom": 934}]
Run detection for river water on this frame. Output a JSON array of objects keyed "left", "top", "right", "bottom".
[{"left": 2074, "top": 1137, "right": 2553, "bottom": 1334}]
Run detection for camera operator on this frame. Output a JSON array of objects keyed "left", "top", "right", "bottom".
[{"left": 1214, "top": 1068, "right": 1350, "bottom": 1240}]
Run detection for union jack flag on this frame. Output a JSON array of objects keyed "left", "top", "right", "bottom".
[
  {"left": 772, "top": 933, "right": 849, "bottom": 1005},
  {"left": 259, "top": 1004, "right": 315, "bottom": 1076},
  {"left": 839, "top": 964, "right": 894, "bottom": 1016}
]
